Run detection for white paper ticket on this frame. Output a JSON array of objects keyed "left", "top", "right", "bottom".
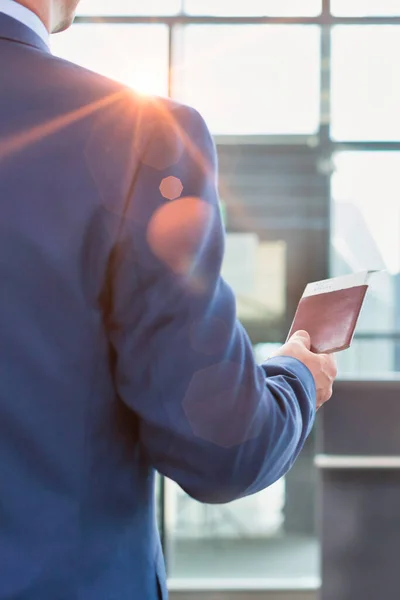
[{"left": 303, "top": 270, "right": 378, "bottom": 298}]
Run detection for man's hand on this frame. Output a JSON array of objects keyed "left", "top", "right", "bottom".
[{"left": 270, "top": 330, "right": 337, "bottom": 410}]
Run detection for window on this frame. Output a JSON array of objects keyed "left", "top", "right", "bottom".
[
  {"left": 334, "top": 338, "right": 400, "bottom": 376},
  {"left": 184, "top": 0, "right": 322, "bottom": 16},
  {"left": 332, "top": 152, "right": 400, "bottom": 280},
  {"left": 331, "top": 152, "right": 400, "bottom": 375},
  {"left": 331, "top": 26, "right": 400, "bottom": 141},
  {"left": 165, "top": 479, "right": 295, "bottom": 582},
  {"left": 51, "top": 24, "right": 169, "bottom": 96},
  {"left": 173, "top": 25, "right": 321, "bottom": 135},
  {"left": 221, "top": 235, "right": 286, "bottom": 329},
  {"left": 331, "top": 0, "right": 400, "bottom": 16}
]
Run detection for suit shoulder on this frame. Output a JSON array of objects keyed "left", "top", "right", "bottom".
[
  {"left": 44, "top": 52, "right": 141, "bottom": 104},
  {"left": 45, "top": 53, "right": 211, "bottom": 137}
]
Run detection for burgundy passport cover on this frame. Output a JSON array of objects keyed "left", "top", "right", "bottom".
[{"left": 287, "top": 285, "right": 368, "bottom": 354}]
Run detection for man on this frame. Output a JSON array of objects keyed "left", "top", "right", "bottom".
[{"left": 0, "top": 1, "right": 337, "bottom": 598}]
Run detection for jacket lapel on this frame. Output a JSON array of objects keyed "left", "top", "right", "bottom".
[{"left": 0, "top": 11, "right": 50, "bottom": 53}]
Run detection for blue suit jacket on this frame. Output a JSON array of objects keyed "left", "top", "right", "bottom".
[{"left": 0, "top": 13, "right": 316, "bottom": 600}]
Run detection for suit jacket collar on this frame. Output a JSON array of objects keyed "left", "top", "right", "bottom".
[{"left": 0, "top": 12, "right": 50, "bottom": 53}]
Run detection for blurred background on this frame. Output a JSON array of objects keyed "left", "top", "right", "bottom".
[{"left": 51, "top": 1, "right": 400, "bottom": 599}]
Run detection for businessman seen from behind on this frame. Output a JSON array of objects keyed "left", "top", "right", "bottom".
[{"left": 0, "top": 0, "right": 337, "bottom": 598}]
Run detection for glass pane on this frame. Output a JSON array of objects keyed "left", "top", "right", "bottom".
[
  {"left": 173, "top": 25, "right": 321, "bottom": 135},
  {"left": 76, "top": 0, "right": 182, "bottom": 16},
  {"left": 331, "top": 151, "right": 400, "bottom": 378},
  {"left": 165, "top": 454, "right": 319, "bottom": 584},
  {"left": 51, "top": 24, "right": 169, "bottom": 96},
  {"left": 331, "top": 26, "right": 400, "bottom": 141},
  {"left": 184, "top": 0, "right": 321, "bottom": 16},
  {"left": 221, "top": 235, "right": 286, "bottom": 328},
  {"left": 332, "top": 0, "right": 400, "bottom": 16},
  {"left": 331, "top": 152, "right": 400, "bottom": 279},
  {"left": 337, "top": 339, "right": 400, "bottom": 377}
]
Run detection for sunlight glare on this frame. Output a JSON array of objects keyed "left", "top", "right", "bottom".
[{"left": 124, "top": 70, "right": 166, "bottom": 96}]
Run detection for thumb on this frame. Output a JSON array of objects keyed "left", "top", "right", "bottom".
[{"left": 290, "top": 330, "right": 311, "bottom": 350}]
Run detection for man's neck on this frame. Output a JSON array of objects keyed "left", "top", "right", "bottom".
[{"left": 12, "top": 0, "right": 50, "bottom": 31}]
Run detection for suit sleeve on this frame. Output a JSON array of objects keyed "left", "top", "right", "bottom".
[{"left": 107, "top": 101, "right": 316, "bottom": 504}]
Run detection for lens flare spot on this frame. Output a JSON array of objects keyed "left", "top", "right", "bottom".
[
  {"left": 182, "top": 362, "right": 264, "bottom": 448},
  {"left": 136, "top": 119, "right": 184, "bottom": 171},
  {"left": 147, "top": 196, "right": 213, "bottom": 276},
  {"left": 159, "top": 176, "right": 183, "bottom": 201},
  {"left": 190, "top": 317, "right": 231, "bottom": 356}
]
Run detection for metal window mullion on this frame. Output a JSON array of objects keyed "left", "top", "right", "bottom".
[
  {"left": 317, "top": 1, "right": 332, "bottom": 280},
  {"left": 73, "top": 15, "right": 400, "bottom": 25},
  {"left": 168, "top": 24, "right": 174, "bottom": 98}
]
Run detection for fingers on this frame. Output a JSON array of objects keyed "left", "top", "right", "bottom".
[
  {"left": 289, "top": 330, "right": 311, "bottom": 350},
  {"left": 316, "top": 354, "right": 337, "bottom": 409},
  {"left": 317, "top": 384, "right": 334, "bottom": 410},
  {"left": 320, "top": 353, "right": 338, "bottom": 379}
]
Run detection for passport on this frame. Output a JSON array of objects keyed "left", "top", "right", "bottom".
[{"left": 287, "top": 271, "right": 376, "bottom": 354}]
